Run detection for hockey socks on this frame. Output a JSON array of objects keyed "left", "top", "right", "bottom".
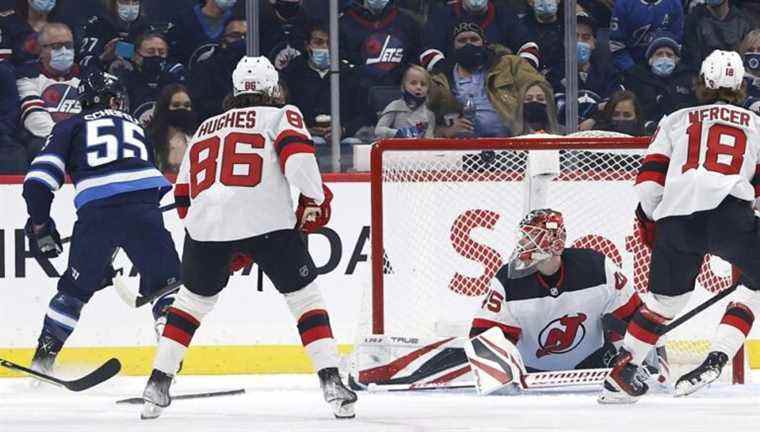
[
  {"left": 285, "top": 283, "right": 339, "bottom": 371},
  {"left": 152, "top": 288, "right": 217, "bottom": 375},
  {"left": 624, "top": 306, "right": 669, "bottom": 365},
  {"left": 39, "top": 292, "right": 85, "bottom": 354},
  {"left": 711, "top": 303, "right": 755, "bottom": 358}
]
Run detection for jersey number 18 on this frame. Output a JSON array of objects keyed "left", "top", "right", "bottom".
[{"left": 683, "top": 118, "right": 746, "bottom": 175}]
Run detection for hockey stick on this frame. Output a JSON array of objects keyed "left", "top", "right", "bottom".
[
  {"left": 660, "top": 282, "right": 739, "bottom": 334},
  {"left": 0, "top": 357, "right": 121, "bottom": 391},
  {"left": 60, "top": 202, "right": 177, "bottom": 244},
  {"left": 115, "top": 388, "right": 245, "bottom": 405},
  {"left": 113, "top": 278, "right": 183, "bottom": 309}
]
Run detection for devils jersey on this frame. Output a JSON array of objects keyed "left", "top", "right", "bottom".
[
  {"left": 470, "top": 249, "right": 640, "bottom": 372},
  {"left": 175, "top": 104, "right": 323, "bottom": 241},
  {"left": 636, "top": 103, "right": 760, "bottom": 221}
]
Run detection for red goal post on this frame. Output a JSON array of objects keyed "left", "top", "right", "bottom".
[{"left": 368, "top": 136, "right": 746, "bottom": 384}]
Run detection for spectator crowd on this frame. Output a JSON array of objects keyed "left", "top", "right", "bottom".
[{"left": 2, "top": 0, "right": 760, "bottom": 173}]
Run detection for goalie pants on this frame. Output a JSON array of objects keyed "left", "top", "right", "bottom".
[
  {"left": 181, "top": 228, "right": 318, "bottom": 296},
  {"left": 649, "top": 196, "right": 760, "bottom": 297}
]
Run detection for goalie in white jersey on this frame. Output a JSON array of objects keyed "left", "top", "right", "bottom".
[
  {"left": 602, "top": 50, "right": 760, "bottom": 403},
  {"left": 139, "top": 57, "right": 357, "bottom": 420},
  {"left": 469, "top": 209, "right": 668, "bottom": 379}
]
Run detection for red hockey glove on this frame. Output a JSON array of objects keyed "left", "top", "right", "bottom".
[
  {"left": 635, "top": 204, "right": 656, "bottom": 249},
  {"left": 295, "top": 184, "right": 333, "bottom": 233},
  {"left": 229, "top": 252, "right": 253, "bottom": 273}
]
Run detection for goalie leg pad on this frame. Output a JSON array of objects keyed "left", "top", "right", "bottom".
[
  {"left": 284, "top": 282, "right": 339, "bottom": 371},
  {"left": 465, "top": 327, "right": 527, "bottom": 395}
]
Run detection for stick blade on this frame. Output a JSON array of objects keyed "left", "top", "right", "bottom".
[
  {"left": 115, "top": 388, "right": 246, "bottom": 405},
  {"left": 65, "top": 358, "right": 122, "bottom": 392}
]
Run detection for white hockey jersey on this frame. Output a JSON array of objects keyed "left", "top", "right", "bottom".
[
  {"left": 470, "top": 249, "right": 641, "bottom": 372},
  {"left": 175, "top": 104, "right": 324, "bottom": 241},
  {"left": 636, "top": 103, "right": 760, "bottom": 220}
]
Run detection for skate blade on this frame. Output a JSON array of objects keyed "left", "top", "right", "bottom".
[
  {"left": 331, "top": 400, "right": 356, "bottom": 419},
  {"left": 674, "top": 371, "right": 719, "bottom": 397},
  {"left": 140, "top": 402, "right": 164, "bottom": 420},
  {"left": 597, "top": 380, "right": 639, "bottom": 405}
]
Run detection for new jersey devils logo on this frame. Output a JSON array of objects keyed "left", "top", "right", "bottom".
[{"left": 535, "top": 313, "right": 587, "bottom": 358}]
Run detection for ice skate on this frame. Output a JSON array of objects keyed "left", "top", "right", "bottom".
[
  {"left": 598, "top": 348, "right": 649, "bottom": 404},
  {"left": 674, "top": 351, "right": 728, "bottom": 397},
  {"left": 29, "top": 334, "right": 60, "bottom": 388},
  {"left": 318, "top": 367, "right": 357, "bottom": 419},
  {"left": 140, "top": 369, "right": 173, "bottom": 420}
]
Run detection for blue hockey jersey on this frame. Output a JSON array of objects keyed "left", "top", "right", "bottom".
[{"left": 23, "top": 109, "right": 170, "bottom": 222}]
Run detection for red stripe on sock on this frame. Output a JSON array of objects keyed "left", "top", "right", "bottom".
[
  {"left": 163, "top": 324, "right": 192, "bottom": 347},
  {"left": 721, "top": 314, "right": 752, "bottom": 336},
  {"left": 168, "top": 307, "right": 200, "bottom": 327},
  {"left": 628, "top": 321, "right": 659, "bottom": 345},
  {"left": 300, "top": 326, "right": 333, "bottom": 346}
]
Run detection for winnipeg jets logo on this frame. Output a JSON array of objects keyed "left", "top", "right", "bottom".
[
  {"left": 535, "top": 313, "right": 587, "bottom": 358},
  {"left": 365, "top": 35, "right": 404, "bottom": 66}
]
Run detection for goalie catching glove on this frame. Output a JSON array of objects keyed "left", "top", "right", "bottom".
[
  {"left": 24, "top": 218, "right": 63, "bottom": 258},
  {"left": 295, "top": 184, "right": 333, "bottom": 233}
]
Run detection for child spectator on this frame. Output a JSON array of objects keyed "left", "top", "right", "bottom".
[{"left": 375, "top": 64, "right": 435, "bottom": 139}]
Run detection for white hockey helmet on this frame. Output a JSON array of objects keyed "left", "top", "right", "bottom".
[
  {"left": 232, "top": 56, "right": 280, "bottom": 97},
  {"left": 700, "top": 50, "right": 745, "bottom": 91}
]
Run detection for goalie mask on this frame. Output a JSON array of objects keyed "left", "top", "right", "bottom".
[{"left": 507, "top": 209, "right": 566, "bottom": 278}]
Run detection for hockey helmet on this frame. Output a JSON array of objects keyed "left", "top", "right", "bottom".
[
  {"left": 232, "top": 56, "right": 280, "bottom": 98},
  {"left": 701, "top": 50, "right": 745, "bottom": 91},
  {"left": 78, "top": 71, "right": 129, "bottom": 111},
  {"left": 507, "top": 209, "right": 566, "bottom": 278}
]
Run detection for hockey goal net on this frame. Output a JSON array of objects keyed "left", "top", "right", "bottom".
[{"left": 365, "top": 135, "right": 747, "bottom": 384}]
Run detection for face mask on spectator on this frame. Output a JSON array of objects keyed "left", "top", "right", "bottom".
[
  {"left": 611, "top": 119, "right": 639, "bottom": 135},
  {"left": 214, "top": 0, "right": 237, "bottom": 10},
  {"left": 402, "top": 89, "right": 426, "bottom": 109},
  {"left": 524, "top": 101, "right": 548, "bottom": 125},
  {"left": 650, "top": 56, "right": 676, "bottom": 77},
  {"left": 464, "top": 0, "right": 489, "bottom": 13},
  {"left": 141, "top": 56, "right": 166, "bottom": 78},
  {"left": 577, "top": 41, "right": 592, "bottom": 64},
  {"left": 454, "top": 44, "right": 487, "bottom": 70},
  {"left": 223, "top": 39, "right": 246, "bottom": 59},
  {"left": 744, "top": 52, "right": 760, "bottom": 75},
  {"left": 366, "top": 0, "right": 390, "bottom": 14},
  {"left": 310, "top": 48, "right": 330, "bottom": 70},
  {"left": 31, "top": 0, "right": 56, "bottom": 13},
  {"left": 274, "top": 0, "right": 301, "bottom": 19},
  {"left": 166, "top": 108, "right": 197, "bottom": 132},
  {"left": 117, "top": 3, "right": 140, "bottom": 22},
  {"left": 533, "top": 0, "right": 557, "bottom": 17},
  {"left": 49, "top": 47, "right": 74, "bottom": 72}
]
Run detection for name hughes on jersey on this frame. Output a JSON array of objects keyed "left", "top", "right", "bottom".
[
  {"left": 688, "top": 106, "right": 751, "bottom": 127},
  {"left": 197, "top": 110, "right": 258, "bottom": 137}
]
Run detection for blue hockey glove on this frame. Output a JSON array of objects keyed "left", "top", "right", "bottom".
[{"left": 24, "top": 218, "right": 63, "bottom": 258}]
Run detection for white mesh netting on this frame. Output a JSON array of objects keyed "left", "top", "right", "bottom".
[{"left": 365, "top": 136, "right": 746, "bottom": 383}]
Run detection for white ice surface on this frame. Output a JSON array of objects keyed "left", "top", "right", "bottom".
[{"left": 1, "top": 372, "right": 758, "bottom": 432}]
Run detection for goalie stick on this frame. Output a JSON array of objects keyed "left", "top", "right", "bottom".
[
  {"left": 0, "top": 357, "right": 121, "bottom": 391},
  {"left": 115, "top": 388, "right": 245, "bottom": 405}
]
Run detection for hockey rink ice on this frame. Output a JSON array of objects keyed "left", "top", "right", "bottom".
[{"left": 1, "top": 372, "right": 758, "bottom": 432}]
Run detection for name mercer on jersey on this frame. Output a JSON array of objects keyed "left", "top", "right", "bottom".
[
  {"left": 688, "top": 106, "right": 751, "bottom": 127},
  {"left": 196, "top": 109, "right": 257, "bottom": 137}
]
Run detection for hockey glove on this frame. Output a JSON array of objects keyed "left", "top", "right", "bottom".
[
  {"left": 635, "top": 204, "right": 656, "bottom": 249},
  {"left": 295, "top": 184, "right": 333, "bottom": 233},
  {"left": 229, "top": 252, "right": 253, "bottom": 273},
  {"left": 24, "top": 218, "right": 63, "bottom": 258}
]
